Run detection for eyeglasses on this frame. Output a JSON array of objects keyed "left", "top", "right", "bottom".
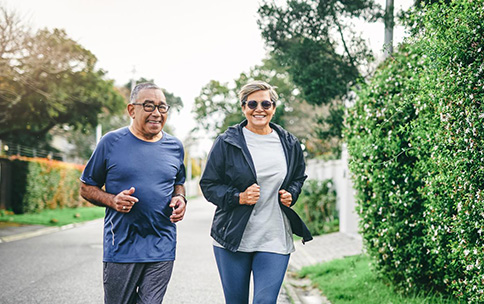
[
  {"left": 243, "top": 100, "right": 275, "bottom": 110},
  {"left": 132, "top": 102, "right": 170, "bottom": 113}
]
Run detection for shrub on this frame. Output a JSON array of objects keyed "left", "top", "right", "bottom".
[
  {"left": 345, "top": 0, "right": 484, "bottom": 301},
  {"left": 8, "top": 156, "right": 86, "bottom": 213},
  {"left": 294, "top": 179, "right": 338, "bottom": 236}
]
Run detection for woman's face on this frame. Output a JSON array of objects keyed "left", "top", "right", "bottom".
[{"left": 242, "top": 90, "right": 275, "bottom": 134}]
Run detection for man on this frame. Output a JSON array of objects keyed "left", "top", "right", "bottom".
[{"left": 80, "top": 82, "right": 187, "bottom": 304}]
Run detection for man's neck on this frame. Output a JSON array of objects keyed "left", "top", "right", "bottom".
[{"left": 129, "top": 126, "right": 163, "bottom": 142}]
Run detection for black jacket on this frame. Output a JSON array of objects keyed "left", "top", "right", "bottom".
[{"left": 199, "top": 120, "right": 313, "bottom": 252}]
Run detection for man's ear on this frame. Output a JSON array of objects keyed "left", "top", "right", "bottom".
[{"left": 127, "top": 104, "right": 135, "bottom": 119}]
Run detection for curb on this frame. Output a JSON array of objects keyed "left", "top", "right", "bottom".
[
  {"left": 0, "top": 220, "right": 97, "bottom": 243},
  {"left": 284, "top": 267, "right": 332, "bottom": 304}
]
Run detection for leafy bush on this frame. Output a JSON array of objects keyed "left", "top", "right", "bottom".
[
  {"left": 8, "top": 157, "right": 86, "bottom": 213},
  {"left": 345, "top": 0, "right": 484, "bottom": 301},
  {"left": 294, "top": 179, "right": 338, "bottom": 236}
]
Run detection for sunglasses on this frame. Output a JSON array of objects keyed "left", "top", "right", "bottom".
[{"left": 243, "top": 100, "right": 275, "bottom": 110}]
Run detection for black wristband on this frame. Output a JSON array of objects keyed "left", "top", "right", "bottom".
[{"left": 173, "top": 193, "right": 187, "bottom": 203}]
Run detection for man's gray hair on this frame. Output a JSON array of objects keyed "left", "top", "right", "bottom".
[
  {"left": 238, "top": 81, "right": 278, "bottom": 105},
  {"left": 130, "top": 82, "right": 161, "bottom": 103}
]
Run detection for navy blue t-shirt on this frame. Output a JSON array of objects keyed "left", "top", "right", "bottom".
[{"left": 80, "top": 127, "right": 185, "bottom": 263}]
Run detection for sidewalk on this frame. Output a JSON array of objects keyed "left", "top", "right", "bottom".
[
  {"left": 0, "top": 212, "right": 364, "bottom": 304},
  {"left": 285, "top": 232, "right": 364, "bottom": 304}
]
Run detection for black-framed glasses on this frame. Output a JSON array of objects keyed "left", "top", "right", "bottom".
[
  {"left": 243, "top": 100, "right": 275, "bottom": 110},
  {"left": 132, "top": 102, "right": 170, "bottom": 113}
]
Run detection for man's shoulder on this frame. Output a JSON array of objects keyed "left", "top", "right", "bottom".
[
  {"left": 102, "top": 126, "right": 130, "bottom": 141},
  {"left": 162, "top": 132, "right": 184, "bottom": 147}
]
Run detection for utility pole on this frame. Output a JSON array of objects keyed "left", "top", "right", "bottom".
[
  {"left": 131, "top": 65, "right": 137, "bottom": 91},
  {"left": 384, "top": 0, "right": 394, "bottom": 58}
]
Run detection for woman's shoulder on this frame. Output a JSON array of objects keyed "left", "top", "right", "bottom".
[{"left": 271, "top": 123, "right": 299, "bottom": 145}]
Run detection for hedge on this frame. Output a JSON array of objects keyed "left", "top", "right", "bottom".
[
  {"left": 7, "top": 156, "right": 86, "bottom": 213},
  {"left": 294, "top": 179, "right": 338, "bottom": 236},
  {"left": 345, "top": 0, "right": 483, "bottom": 302}
]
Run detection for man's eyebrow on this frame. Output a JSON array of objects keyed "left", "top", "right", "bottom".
[{"left": 143, "top": 99, "right": 167, "bottom": 104}]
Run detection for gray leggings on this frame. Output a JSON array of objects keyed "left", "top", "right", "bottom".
[{"left": 103, "top": 261, "right": 174, "bottom": 304}]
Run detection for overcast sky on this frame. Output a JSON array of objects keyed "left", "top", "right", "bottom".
[{"left": 3, "top": 0, "right": 413, "bottom": 154}]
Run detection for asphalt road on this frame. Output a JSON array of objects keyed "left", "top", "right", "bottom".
[{"left": 0, "top": 196, "right": 291, "bottom": 303}]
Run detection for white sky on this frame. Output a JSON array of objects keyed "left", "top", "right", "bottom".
[{"left": 2, "top": 0, "right": 413, "bottom": 155}]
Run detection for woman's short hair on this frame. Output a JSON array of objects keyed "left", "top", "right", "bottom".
[
  {"left": 130, "top": 82, "right": 161, "bottom": 103},
  {"left": 238, "top": 81, "right": 278, "bottom": 105}
]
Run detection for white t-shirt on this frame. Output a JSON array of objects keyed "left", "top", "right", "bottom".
[{"left": 236, "top": 127, "right": 294, "bottom": 254}]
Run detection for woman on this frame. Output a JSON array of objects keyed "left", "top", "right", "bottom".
[{"left": 200, "top": 80, "right": 312, "bottom": 304}]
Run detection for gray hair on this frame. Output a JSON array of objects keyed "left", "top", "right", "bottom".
[
  {"left": 238, "top": 81, "right": 278, "bottom": 105},
  {"left": 130, "top": 82, "right": 161, "bottom": 103}
]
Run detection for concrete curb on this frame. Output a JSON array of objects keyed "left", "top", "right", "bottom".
[{"left": 0, "top": 220, "right": 99, "bottom": 243}]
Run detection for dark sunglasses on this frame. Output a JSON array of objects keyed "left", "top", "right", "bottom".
[{"left": 243, "top": 100, "right": 274, "bottom": 110}]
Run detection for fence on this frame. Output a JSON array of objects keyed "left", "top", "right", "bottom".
[
  {"left": 305, "top": 144, "right": 359, "bottom": 236},
  {"left": 0, "top": 139, "right": 64, "bottom": 161}
]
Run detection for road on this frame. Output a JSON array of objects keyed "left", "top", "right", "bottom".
[{"left": 0, "top": 196, "right": 291, "bottom": 303}]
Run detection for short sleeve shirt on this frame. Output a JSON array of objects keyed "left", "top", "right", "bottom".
[{"left": 80, "top": 127, "right": 185, "bottom": 263}]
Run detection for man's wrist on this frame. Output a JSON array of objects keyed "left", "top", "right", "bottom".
[{"left": 173, "top": 193, "right": 187, "bottom": 203}]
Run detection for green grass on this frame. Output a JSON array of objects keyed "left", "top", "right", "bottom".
[
  {"left": 0, "top": 207, "right": 105, "bottom": 226},
  {"left": 299, "top": 254, "right": 458, "bottom": 304}
]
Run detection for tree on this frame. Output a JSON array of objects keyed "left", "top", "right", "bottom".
[
  {"left": 0, "top": 6, "right": 125, "bottom": 147},
  {"left": 258, "top": 0, "right": 382, "bottom": 105},
  {"left": 257, "top": 0, "right": 383, "bottom": 156},
  {"left": 193, "top": 57, "right": 305, "bottom": 137},
  {"left": 192, "top": 57, "right": 331, "bottom": 157},
  {"left": 123, "top": 77, "right": 184, "bottom": 112}
]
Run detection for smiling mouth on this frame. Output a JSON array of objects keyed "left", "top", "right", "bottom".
[{"left": 253, "top": 115, "right": 266, "bottom": 118}]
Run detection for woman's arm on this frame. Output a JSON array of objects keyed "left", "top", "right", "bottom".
[{"left": 199, "top": 137, "right": 242, "bottom": 211}]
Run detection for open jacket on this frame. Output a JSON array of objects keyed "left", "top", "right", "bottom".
[{"left": 200, "top": 120, "right": 313, "bottom": 252}]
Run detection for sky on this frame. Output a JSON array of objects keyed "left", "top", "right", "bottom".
[{"left": 2, "top": 0, "right": 413, "bottom": 156}]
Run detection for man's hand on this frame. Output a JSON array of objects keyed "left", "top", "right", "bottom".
[
  {"left": 279, "top": 189, "right": 292, "bottom": 207},
  {"left": 170, "top": 196, "right": 186, "bottom": 223},
  {"left": 113, "top": 187, "right": 138, "bottom": 213},
  {"left": 239, "top": 183, "right": 260, "bottom": 205}
]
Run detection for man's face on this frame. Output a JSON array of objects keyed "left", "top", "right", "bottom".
[{"left": 127, "top": 88, "right": 167, "bottom": 141}]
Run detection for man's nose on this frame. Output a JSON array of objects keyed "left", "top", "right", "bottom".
[{"left": 151, "top": 107, "right": 162, "bottom": 115}]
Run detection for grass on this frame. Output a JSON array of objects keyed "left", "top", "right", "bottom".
[
  {"left": 0, "top": 207, "right": 105, "bottom": 227},
  {"left": 299, "top": 254, "right": 458, "bottom": 304}
]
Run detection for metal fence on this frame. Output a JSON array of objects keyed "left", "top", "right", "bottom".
[{"left": 0, "top": 139, "right": 64, "bottom": 161}]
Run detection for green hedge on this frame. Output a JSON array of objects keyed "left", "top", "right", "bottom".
[
  {"left": 345, "top": 0, "right": 483, "bottom": 302},
  {"left": 294, "top": 179, "right": 338, "bottom": 236},
  {"left": 8, "top": 157, "right": 86, "bottom": 213}
]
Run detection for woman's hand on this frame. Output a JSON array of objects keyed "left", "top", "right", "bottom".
[
  {"left": 239, "top": 183, "right": 260, "bottom": 205},
  {"left": 279, "top": 189, "right": 292, "bottom": 207}
]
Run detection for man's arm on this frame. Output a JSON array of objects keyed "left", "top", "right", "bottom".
[
  {"left": 170, "top": 184, "right": 186, "bottom": 223},
  {"left": 80, "top": 182, "right": 138, "bottom": 213}
]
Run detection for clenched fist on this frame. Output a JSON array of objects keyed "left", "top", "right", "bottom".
[{"left": 239, "top": 183, "right": 260, "bottom": 205}]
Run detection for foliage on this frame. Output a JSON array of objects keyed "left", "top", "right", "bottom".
[
  {"left": 258, "top": 0, "right": 381, "bottom": 105},
  {"left": 345, "top": 0, "right": 484, "bottom": 301},
  {"left": 0, "top": 6, "right": 125, "bottom": 147},
  {"left": 0, "top": 206, "right": 105, "bottom": 226},
  {"left": 123, "top": 77, "right": 184, "bottom": 112},
  {"left": 294, "top": 179, "right": 338, "bottom": 236},
  {"left": 257, "top": 0, "right": 383, "bottom": 151},
  {"left": 299, "top": 254, "right": 458, "bottom": 304},
  {"left": 193, "top": 58, "right": 294, "bottom": 136},
  {"left": 53, "top": 77, "right": 186, "bottom": 161},
  {"left": 192, "top": 57, "right": 334, "bottom": 157},
  {"left": 7, "top": 156, "right": 86, "bottom": 213}
]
